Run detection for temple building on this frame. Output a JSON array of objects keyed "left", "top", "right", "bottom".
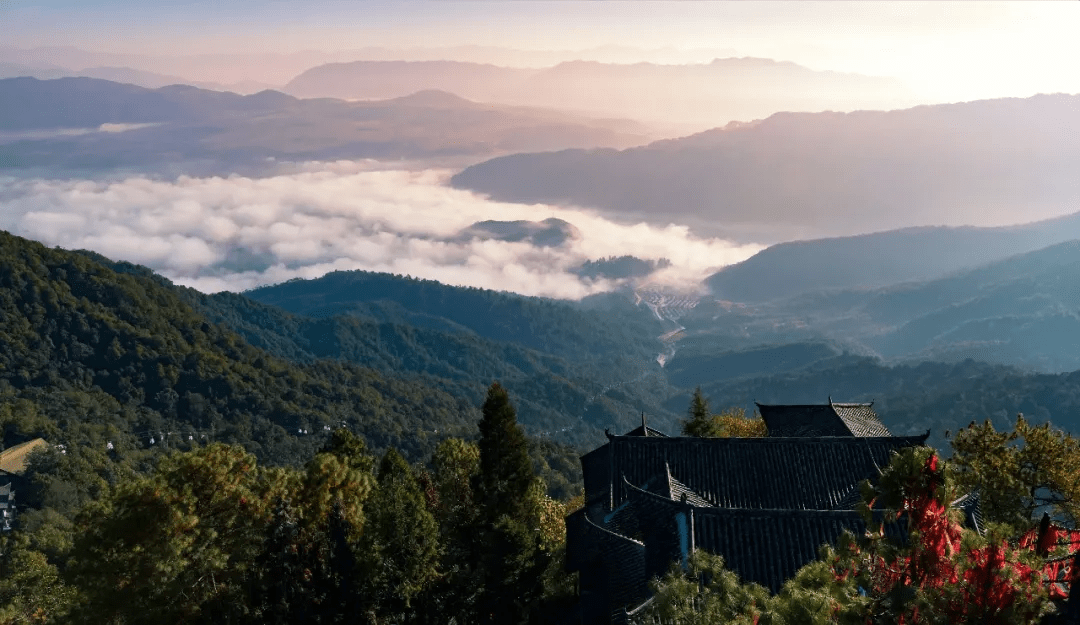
[
  {"left": 0, "top": 438, "right": 47, "bottom": 531},
  {"left": 565, "top": 400, "right": 938, "bottom": 624}
]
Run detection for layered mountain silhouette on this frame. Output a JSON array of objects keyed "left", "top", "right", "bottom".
[
  {"left": 0, "top": 77, "right": 654, "bottom": 172},
  {"left": 706, "top": 212, "right": 1080, "bottom": 302},
  {"left": 451, "top": 94, "right": 1080, "bottom": 243},
  {"left": 683, "top": 238, "right": 1080, "bottom": 373},
  {"left": 284, "top": 58, "right": 913, "bottom": 130}
]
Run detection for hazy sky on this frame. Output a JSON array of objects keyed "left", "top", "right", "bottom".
[{"left": 5, "top": 1, "right": 1080, "bottom": 103}]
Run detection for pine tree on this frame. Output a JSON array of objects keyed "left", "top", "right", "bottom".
[
  {"left": 682, "top": 387, "right": 715, "bottom": 437},
  {"left": 475, "top": 382, "right": 533, "bottom": 520},
  {"left": 682, "top": 388, "right": 767, "bottom": 438},
  {"left": 472, "top": 382, "right": 545, "bottom": 625}
]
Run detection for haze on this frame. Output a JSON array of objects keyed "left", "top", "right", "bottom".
[
  {"left": 3, "top": 1, "right": 1079, "bottom": 297},
  {"left": 7, "top": 2, "right": 1080, "bottom": 104}
]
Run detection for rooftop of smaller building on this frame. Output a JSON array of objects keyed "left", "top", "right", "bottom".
[
  {"left": 0, "top": 438, "right": 48, "bottom": 475},
  {"left": 757, "top": 398, "right": 891, "bottom": 437}
]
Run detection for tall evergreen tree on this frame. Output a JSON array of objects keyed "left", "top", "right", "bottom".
[
  {"left": 475, "top": 382, "right": 533, "bottom": 520},
  {"left": 682, "top": 387, "right": 712, "bottom": 437},
  {"left": 471, "top": 382, "right": 546, "bottom": 625}
]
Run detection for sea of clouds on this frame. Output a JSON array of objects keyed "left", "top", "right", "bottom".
[{"left": 0, "top": 161, "right": 763, "bottom": 299}]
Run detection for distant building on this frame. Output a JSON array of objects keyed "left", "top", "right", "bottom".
[
  {"left": 0, "top": 438, "right": 48, "bottom": 531},
  {"left": 565, "top": 401, "right": 942, "bottom": 624}
]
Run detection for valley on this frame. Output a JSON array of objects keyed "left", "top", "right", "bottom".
[{"left": 4, "top": 19, "right": 1080, "bottom": 620}]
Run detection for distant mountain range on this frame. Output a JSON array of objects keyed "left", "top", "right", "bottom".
[
  {"left": 706, "top": 212, "right": 1080, "bottom": 302},
  {"left": 284, "top": 57, "right": 914, "bottom": 130},
  {"left": 451, "top": 94, "right": 1080, "bottom": 243},
  {"left": 0, "top": 77, "right": 655, "bottom": 173},
  {"left": 0, "top": 44, "right": 744, "bottom": 90},
  {"left": 0, "top": 60, "right": 273, "bottom": 94},
  {"left": 679, "top": 238, "right": 1080, "bottom": 373}
]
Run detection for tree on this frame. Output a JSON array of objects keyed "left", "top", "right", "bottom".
[
  {"left": 357, "top": 448, "right": 441, "bottom": 621},
  {"left": 0, "top": 531, "right": 75, "bottom": 624},
  {"left": 245, "top": 447, "right": 372, "bottom": 624},
  {"left": 68, "top": 444, "right": 285, "bottom": 624},
  {"left": 682, "top": 387, "right": 712, "bottom": 437},
  {"left": 822, "top": 446, "right": 1054, "bottom": 625},
  {"left": 428, "top": 437, "right": 483, "bottom": 622},
  {"left": 471, "top": 382, "right": 547, "bottom": 625},
  {"left": 682, "top": 389, "right": 767, "bottom": 438},
  {"left": 632, "top": 551, "right": 770, "bottom": 625},
  {"left": 951, "top": 414, "right": 1080, "bottom": 529},
  {"left": 475, "top": 382, "right": 533, "bottom": 520}
]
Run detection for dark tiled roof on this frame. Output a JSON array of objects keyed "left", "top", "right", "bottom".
[
  {"left": 625, "top": 483, "right": 905, "bottom": 593},
  {"left": 952, "top": 491, "right": 984, "bottom": 536},
  {"left": 622, "top": 424, "right": 670, "bottom": 438},
  {"left": 600, "top": 434, "right": 927, "bottom": 511},
  {"left": 758, "top": 403, "right": 852, "bottom": 437},
  {"left": 832, "top": 403, "right": 891, "bottom": 437},
  {"left": 693, "top": 507, "right": 905, "bottom": 592},
  {"left": 666, "top": 470, "right": 712, "bottom": 508},
  {"left": 579, "top": 511, "right": 650, "bottom": 622},
  {"left": 757, "top": 402, "right": 891, "bottom": 438}
]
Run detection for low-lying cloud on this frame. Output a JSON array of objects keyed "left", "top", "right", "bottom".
[{"left": 0, "top": 161, "right": 762, "bottom": 299}]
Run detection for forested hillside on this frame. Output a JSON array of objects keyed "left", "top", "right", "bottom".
[
  {"left": 685, "top": 354, "right": 1080, "bottom": 453},
  {"left": 0, "top": 231, "right": 596, "bottom": 508},
  {"left": 0, "top": 230, "right": 482, "bottom": 464},
  {"left": 676, "top": 239, "right": 1080, "bottom": 374},
  {"left": 71, "top": 251, "right": 678, "bottom": 445}
]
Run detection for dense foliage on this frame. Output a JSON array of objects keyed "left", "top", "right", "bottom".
[
  {"left": 0, "top": 384, "right": 578, "bottom": 624},
  {"left": 951, "top": 414, "right": 1080, "bottom": 530},
  {"left": 81, "top": 250, "right": 680, "bottom": 447}
]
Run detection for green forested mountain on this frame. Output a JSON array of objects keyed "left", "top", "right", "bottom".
[
  {"left": 0, "top": 231, "right": 485, "bottom": 467},
  {"left": 72, "top": 251, "right": 679, "bottom": 443},
  {"left": 0, "top": 229, "right": 672, "bottom": 511},
  {"left": 234, "top": 269, "right": 680, "bottom": 438},
  {"left": 242, "top": 269, "right": 661, "bottom": 364},
  {"left": 686, "top": 354, "right": 1080, "bottom": 453}
]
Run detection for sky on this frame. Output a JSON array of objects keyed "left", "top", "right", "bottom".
[{"left": 4, "top": 1, "right": 1080, "bottom": 103}]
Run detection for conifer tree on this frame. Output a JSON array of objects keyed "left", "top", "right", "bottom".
[
  {"left": 472, "top": 382, "right": 546, "bottom": 625},
  {"left": 682, "top": 388, "right": 767, "bottom": 438},
  {"left": 682, "top": 387, "right": 714, "bottom": 437},
  {"left": 475, "top": 382, "right": 533, "bottom": 520}
]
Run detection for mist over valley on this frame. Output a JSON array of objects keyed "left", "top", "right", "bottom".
[{"left": 7, "top": 6, "right": 1080, "bottom": 621}]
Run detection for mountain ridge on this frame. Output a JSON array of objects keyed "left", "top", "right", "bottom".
[
  {"left": 451, "top": 92, "right": 1080, "bottom": 243},
  {"left": 0, "top": 76, "right": 655, "bottom": 173}
]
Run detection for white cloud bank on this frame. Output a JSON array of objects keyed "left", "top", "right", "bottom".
[{"left": 0, "top": 161, "right": 763, "bottom": 299}]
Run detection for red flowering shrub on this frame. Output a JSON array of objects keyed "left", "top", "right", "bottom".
[{"left": 825, "top": 446, "right": 1068, "bottom": 624}]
